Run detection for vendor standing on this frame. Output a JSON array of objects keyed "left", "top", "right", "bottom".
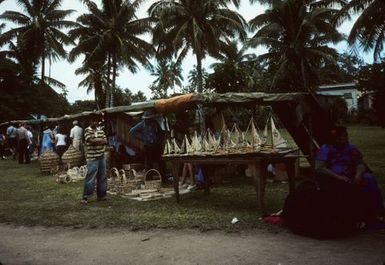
[
  {"left": 81, "top": 114, "right": 107, "bottom": 204},
  {"left": 16, "top": 123, "right": 30, "bottom": 164},
  {"left": 129, "top": 110, "right": 164, "bottom": 173},
  {"left": 70, "top": 120, "right": 83, "bottom": 151},
  {"left": 6, "top": 123, "right": 17, "bottom": 159}
]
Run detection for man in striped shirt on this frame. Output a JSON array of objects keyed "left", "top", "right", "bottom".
[{"left": 81, "top": 115, "right": 107, "bottom": 204}]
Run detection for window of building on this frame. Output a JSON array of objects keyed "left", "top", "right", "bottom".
[{"left": 343, "top": 92, "right": 352, "bottom": 99}]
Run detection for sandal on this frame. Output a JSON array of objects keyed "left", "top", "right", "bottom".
[{"left": 80, "top": 199, "right": 88, "bottom": 205}]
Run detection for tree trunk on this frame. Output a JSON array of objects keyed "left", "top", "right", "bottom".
[
  {"left": 95, "top": 89, "right": 100, "bottom": 110},
  {"left": 111, "top": 52, "right": 117, "bottom": 108},
  {"left": 41, "top": 52, "right": 45, "bottom": 84},
  {"left": 105, "top": 54, "right": 111, "bottom": 108},
  {"left": 196, "top": 54, "right": 203, "bottom": 93},
  {"left": 195, "top": 53, "right": 205, "bottom": 134}
]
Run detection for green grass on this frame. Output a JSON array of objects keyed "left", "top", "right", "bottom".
[{"left": 0, "top": 125, "right": 384, "bottom": 230}]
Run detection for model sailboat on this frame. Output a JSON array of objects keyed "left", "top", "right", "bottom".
[
  {"left": 262, "top": 114, "right": 288, "bottom": 149},
  {"left": 243, "top": 117, "right": 262, "bottom": 149},
  {"left": 163, "top": 139, "right": 173, "bottom": 155}
]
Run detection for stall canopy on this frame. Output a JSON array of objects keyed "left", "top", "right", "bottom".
[{"left": 1, "top": 92, "right": 335, "bottom": 162}]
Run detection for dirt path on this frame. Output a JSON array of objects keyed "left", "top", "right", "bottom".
[{"left": 0, "top": 225, "right": 384, "bottom": 265}]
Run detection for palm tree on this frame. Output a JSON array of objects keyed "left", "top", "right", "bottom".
[
  {"left": 75, "top": 64, "right": 109, "bottom": 110},
  {"left": 0, "top": 40, "right": 36, "bottom": 85},
  {"left": 151, "top": 60, "right": 183, "bottom": 97},
  {"left": 69, "top": 0, "right": 154, "bottom": 108},
  {"left": 0, "top": 0, "right": 77, "bottom": 83},
  {"left": 210, "top": 39, "right": 259, "bottom": 92},
  {"left": 187, "top": 65, "right": 209, "bottom": 92},
  {"left": 248, "top": 0, "right": 343, "bottom": 91},
  {"left": 334, "top": 0, "right": 385, "bottom": 62},
  {"left": 149, "top": 0, "right": 247, "bottom": 93}
]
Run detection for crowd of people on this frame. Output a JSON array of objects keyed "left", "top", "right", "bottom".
[
  {"left": 1, "top": 120, "right": 84, "bottom": 164},
  {"left": 1, "top": 122, "right": 36, "bottom": 164}
]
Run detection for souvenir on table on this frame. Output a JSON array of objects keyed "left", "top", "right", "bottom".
[
  {"left": 262, "top": 113, "right": 288, "bottom": 150},
  {"left": 163, "top": 139, "right": 173, "bottom": 155},
  {"left": 172, "top": 138, "right": 181, "bottom": 154},
  {"left": 191, "top": 130, "right": 202, "bottom": 154},
  {"left": 184, "top": 134, "right": 193, "bottom": 154},
  {"left": 230, "top": 123, "right": 242, "bottom": 148},
  {"left": 207, "top": 128, "right": 219, "bottom": 151},
  {"left": 244, "top": 117, "right": 262, "bottom": 151},
  {"left": 162, "top": 110, "right": 290, "bottom": 157}
]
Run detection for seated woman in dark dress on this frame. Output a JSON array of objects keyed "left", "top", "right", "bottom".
[{"left": 315, "top": 126, "right": 385, "bottom": 221}]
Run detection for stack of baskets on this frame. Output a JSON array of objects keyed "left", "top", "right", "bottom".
[
  {"left": 62, "top": 145, "right": 84, "bottom": 168},
  {"left": 39, "top": 150, "right": 60, "bottom": 174}
]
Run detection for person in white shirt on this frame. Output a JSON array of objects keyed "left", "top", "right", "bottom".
[
  {"left": 70, "top": 120, "right": 83, "bottom": 151},
  {"left": 16, "top": 123, "right": 30, "bottom": 164},
  {"left": 26, "top": 126, "right": 35, "bottom": 160},
  {"left": 55, "top": 125, "right": 68, "bottom": 164}
]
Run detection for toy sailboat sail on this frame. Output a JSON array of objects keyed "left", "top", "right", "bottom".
[
  {"left": 220, "top": 123, "right": 230, "bottom": 149},
  {"left": 202, "top": 136, "right": 210, "bottom": 152},
  {"left": 244, "top": 117, "right": 262, "bottom": 149},
  {"left": 207, "top": 128, "right": 220, "bottom": 151},
  {"left": 163, "top": 139, "right": 173, "bottom": 155},
  {"left": 172, "top": 138, "right": 181, "bottom": 154},
  {"left": 184, "top": 134, "right": 193, "bottom": 154},
  {"left": 191, "top": 131, "right": 202, "bottom": 153},
  {"left": 263, "top": 114, "right": 288, "bottom": 149},
  {"left": 230, "top": 123, "right": 242, "bottom": 148}
]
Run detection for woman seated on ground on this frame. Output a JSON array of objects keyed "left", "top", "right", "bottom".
[{"left": 315, "top": 126, "right": 385, "bottom": 222}]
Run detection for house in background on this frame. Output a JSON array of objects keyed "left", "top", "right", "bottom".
[
  {"left": 358, "top": 91, "right": 375, "bottom": 111},
  {"left": 317, "top": 82, "right": 358, "bottom": 111}
]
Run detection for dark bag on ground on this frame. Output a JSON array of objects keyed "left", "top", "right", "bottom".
[{"left": 282, "top": 179, "right": 364, "bottom": 239}]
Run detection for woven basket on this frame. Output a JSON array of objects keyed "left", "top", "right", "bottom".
[
  {"left": 39, "top": 150, "right": 60, "bottom": 174},
  {"left": 144, "top": 169, "right": 162, "bottom": 190},
  {"left": 108, "top": 168, "right": 142, "bottom": 194},
  {"left": 62, "top": 145, "right": 84, "bottom": 168}
]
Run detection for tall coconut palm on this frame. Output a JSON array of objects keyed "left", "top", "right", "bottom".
[
  {"left": 149, "top": 0, "right": 247, "bottom": 93},
  {"left": 0, "top": 0, "right": 77, "bottom": 83},
  {"left": 209, "top": 39, "right": 260, "bottom": 92},
  {"left": 75, "top": 64, "right": 109, "bottom": 110},
  {"left": 151, "top": 60, "right": 183, "bottom": 97},
  {"left": 0, "top": 39, "right": 65, "bottom": 91},
  {"left": 69, "top": 0, "right": 154, "bottom": 108},
  {"left": 248, "top": 0, "right": 343, "bottom": 91},
  {"left": 334, "top": 0, "right": 385, "bottom": 62}
]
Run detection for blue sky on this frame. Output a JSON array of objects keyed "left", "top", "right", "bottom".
[{"left": 0, "top": 0, "right": 371, "bottom": 103}]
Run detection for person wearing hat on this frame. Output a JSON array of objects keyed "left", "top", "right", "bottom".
[
  {"left": 129, "top": 110, "right": 164, "bottom": 173},
  {"left": 81, "top": 114, "right": 107, "bottom": 204},
  {"left": 315, "top": 125, "right": 385, "bottom": 225},
  {"left": 70, "top": 120, "right": 83, "bottom": 151}
]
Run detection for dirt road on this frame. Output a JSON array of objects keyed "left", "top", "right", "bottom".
[{"left": 0, "top": 225, "right": 384, "bottom": 265}]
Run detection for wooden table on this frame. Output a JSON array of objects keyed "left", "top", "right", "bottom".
[{"left": 162, "top": 150, "right": 300, "bottom": 213}]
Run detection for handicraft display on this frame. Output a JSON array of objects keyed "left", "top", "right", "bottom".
[{"left": 163, "top": 112, "right": 289, "bottom": 157}]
